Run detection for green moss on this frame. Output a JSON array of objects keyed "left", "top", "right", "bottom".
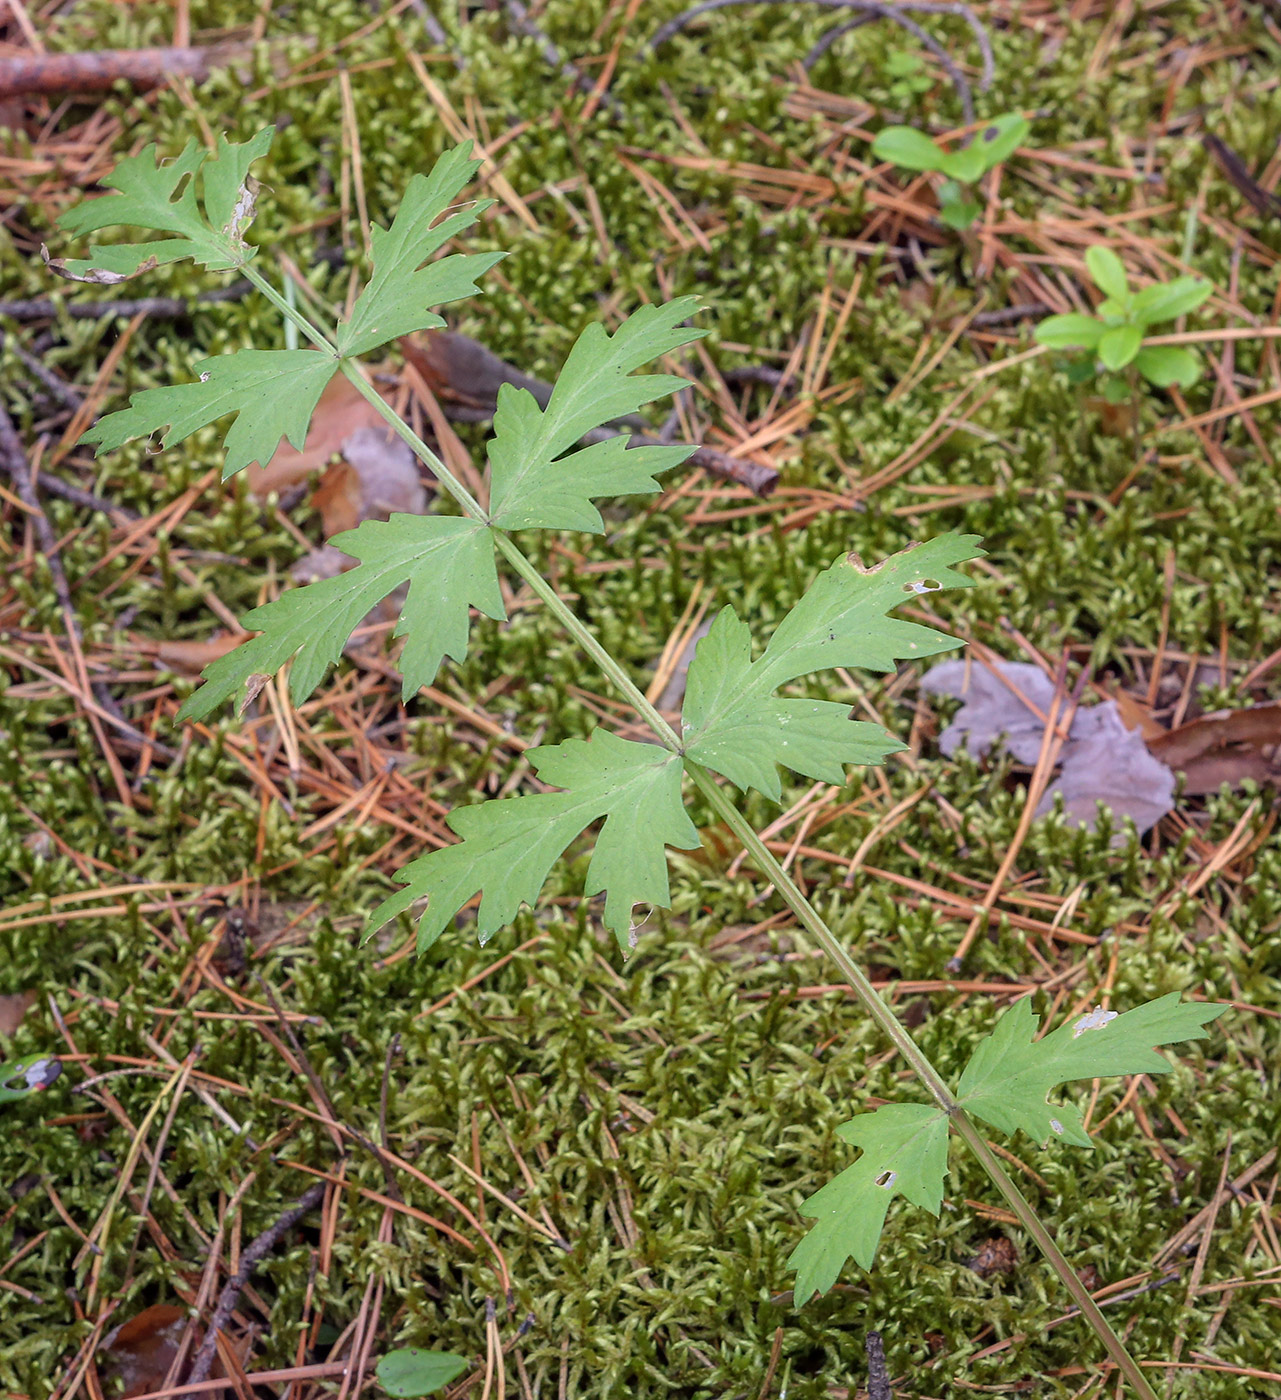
[{"left": 3, "top": 1, "right": 1280, "bottom": 1396}]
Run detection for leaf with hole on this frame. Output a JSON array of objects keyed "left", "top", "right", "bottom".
[
  {"left": 81, "top": 349, "right": 339, "bottom": 477},
  {"left": 52, "top": 129, "right": 274, "bottom": 279}
]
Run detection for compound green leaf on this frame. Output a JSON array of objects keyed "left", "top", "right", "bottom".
[
  {"left": 1033, "top": 312, "right": 1105, "bottom": 351},
  {"left": 1134, "top": 344, "right": 1201, "bottom": 389},
  {"left": 791, "top": 993, "right": 1225, "bottom": 1299},
  {"left": 1130, "top": 276, "right": 1213, "bottom": 326},
  {"left": 789, "top": 1103, "right": 949, "bottom": 1303},
  {"left": 52, "top": 129, "right": 274, "bottom": 279},
  {"left": 337, "top": 143, "right": 504, "bottom": 357},
  {"left": 81, "top": 349, "right": 339, "bottom": 478},
  {"left": 487, "top": 299, "right": 703, "bottom": 531},
  {"left": 178, "top": 515, "right": 502, "bottom": 720},
  {"left": 1098, "top": 323, "right": 1143, "bottom": 370},
  {"left": 956, "top": 994, "right": 1228, "bottom": 1147},
  {"left": 681, "top": 534, "right": 982, "bottom": 799},
  {"left": 1085, "top": 245, "right": 1129, "bottom": 299},
  {"left": 871, "top": 126, "right": 948, "bottom": 173},
  {"left": 366, "top": 730, "right": 699, "bottom": 952}
]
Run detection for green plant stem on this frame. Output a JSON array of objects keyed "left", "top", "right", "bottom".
[
  {"left": 257, "top": 266, "right": 1155, "bottom": 1397},
  {"left": 241, "top": 264, "right": 338, "bottom": 353},
  {"left": 687, "top": 766, "right": 1157, "bottom": 1397}
]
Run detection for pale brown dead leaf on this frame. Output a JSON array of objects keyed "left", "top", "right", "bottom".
[
  {"left": 1148, "top": 702, "right": 1281, "bottom": 794},
  {"left": 0, "top": 990, "right": 35, "bottom": 1037},
  {"left": 158, "top": 634, "right": 250, "bottom": 676}
]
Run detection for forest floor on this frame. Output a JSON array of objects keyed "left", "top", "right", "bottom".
[{"left": 2, "top": 1, "right": 1281, "bottom": 1397}]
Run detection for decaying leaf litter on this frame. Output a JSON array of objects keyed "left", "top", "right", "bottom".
[{"left": 2, "top": 1, "right": 1281, "bottom": 1398}]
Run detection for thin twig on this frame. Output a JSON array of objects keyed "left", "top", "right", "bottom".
[
  {"left": 186, "top": 1182, "right": 328, "bottom": 1385},
  {"left": 865, "top": 1330, "right": 892, "bottom": 1400},
  {"left": 649, "top": 0, "right": 994, "bottom": 123}
]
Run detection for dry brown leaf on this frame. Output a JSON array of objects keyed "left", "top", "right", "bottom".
[
  {"left": 158, "top": 634, "right": 250, "bottom": 676},
  {"left": 0, "top": 990, "right": 35, "bottom": 1037},
  {"left": 99, "top": 1305, "right": 189, "bottom": 1399},
  {"left": 243, "top": 373, "right": 386, "bottom": 498},
  {"left": 1148, "top": 702, "right": 1281, "bottom": 794},
  {"left": 923, "top": 659, "right": 1176, "bottom": 839}
]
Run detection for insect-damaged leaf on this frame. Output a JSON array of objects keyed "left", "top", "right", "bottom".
[
  {"left": 81, "top": 349, "right": 339, "bottom": 478},
  {"left": 486, "top": 298, "right": 704, "bottom": 532},
  {"left": 955, "top": 993, "right": 1227, "bottom": 1147},
  {"left": 789, "top": 1104, "right": 949, "bottom": 1303},
  {"left": 365, "top": 730, "right": 700, "bottom": 953},
  {"left": 681, "top": 534, "right": 982, "bottom": 800},
  {"left": 790, "top": 995, "right": 1226, "bottom": 1298},
  {"left": 52, "top": 129, "right": 274, "bottom": 279},
  {"left": 337, "top": 143, "right": 504, "bottom": 358}
]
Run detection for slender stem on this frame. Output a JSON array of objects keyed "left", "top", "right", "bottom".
[
  {"left": 244, "top": 257, "right": 1155, "bottom": 1395},
  {"left": 686, "top": 765, "right": 1157, "bottom": 1400},
  {"left": 951, "top": 1117, "right": 1160, "bottom": 1400},
  {"left": 337, "top": 359, "right": 489, "bottom": 522},
  {"left": 240, "top": 263, "right": 338, "bottom": 353}
]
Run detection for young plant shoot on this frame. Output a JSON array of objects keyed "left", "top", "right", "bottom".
[
  {"left": 871, "top": 112, "right": 1028, "bottom": 229},
  {"left": 51, "top": 131, "right": 1225, "bottom": 1400},
  {"left": 1035, "top": 245, "right": 1213, "bottom": 398}
]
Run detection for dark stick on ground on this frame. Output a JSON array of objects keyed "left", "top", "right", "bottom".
[
  {"left": 970, "top": 301, "right": 1054, "bottom": 327},
  {"left": 648, "top": 0, "right": 994, "bottom": 125},
  {"left": 0, "top": 45, "right": 249, "bottom": 98},
  {"left": 865, "top": 1330, "right": 892, "bottom": 1400},
  {"left": 186, "top": 1181, "right": 328, "bottom": 1385},
  {"left": 5, "top": 334, "right": 84, "bottom": 413}
]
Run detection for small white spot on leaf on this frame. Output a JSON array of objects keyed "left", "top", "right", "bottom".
[
  {"left": 902, "top": 578, "right": 942, "bottom": 595},
  {"left": 874, "top": 1170, "right": 897, "bottom": 1189},
  {"left": 1049, "top": 1118, "right": 1063, "bottom": 1135}
]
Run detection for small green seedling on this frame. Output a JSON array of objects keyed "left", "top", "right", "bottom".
[
  {"left": 871, "top": 112, "right": 1028, "bottom": 229},
  {"left": 1035, "top": 246, "right": 1212, "bottom": 396},
  {"left": 0, "top": 1054, "right": 62, "bottom": 1106},
  {"left": 377, "top": 1348, "right": 468, "bottom": 1396}
]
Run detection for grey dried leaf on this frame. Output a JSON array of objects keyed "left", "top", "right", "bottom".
[
  {"left": 923, "top": 659, "right": 1175, "bottom": 839},
  {"left": 1035, "top": 703, "right": 1174, "bottom": 840}
]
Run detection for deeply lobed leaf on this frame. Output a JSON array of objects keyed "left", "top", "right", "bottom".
[
  {"left": 52, "top": 129, "right": 274, "bottom": 279},
  {"left": 81, "top": 349, "right": 339, "bottom": 478},
  {"left": 336, "top": 143, "right": 504, "bottom": 357},
  {"left": 955, "top": 993, "right": 1227, "bottom": 1147},
  {"left": 486, "top": 298, "right": 704, "bottom": 531},
  {"left": 682, "top": 534, "right": 983, "bottom": 799},
  {"left": 178, "top": 515, "right": 503, "bottom": 720},
  {"left": 789, "top": 1104, "right": 948, "bottom": 1303},
  {"left": 792, "top": 994, "right": 1226, "bottom": 1296},
  {"left": 366, "top": 731, "right": 700, "bottom": 952}
]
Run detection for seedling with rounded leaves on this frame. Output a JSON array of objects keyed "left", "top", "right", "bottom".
[
  {"left": 871, "top": 113, "right": 1028, "bottom": 229},
  {"left": 1034, "top": 245, "right": 1212, "bottom": 393},
  {"left": 51, "top": 130, "right": 1226, "bottom": 1399}
]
